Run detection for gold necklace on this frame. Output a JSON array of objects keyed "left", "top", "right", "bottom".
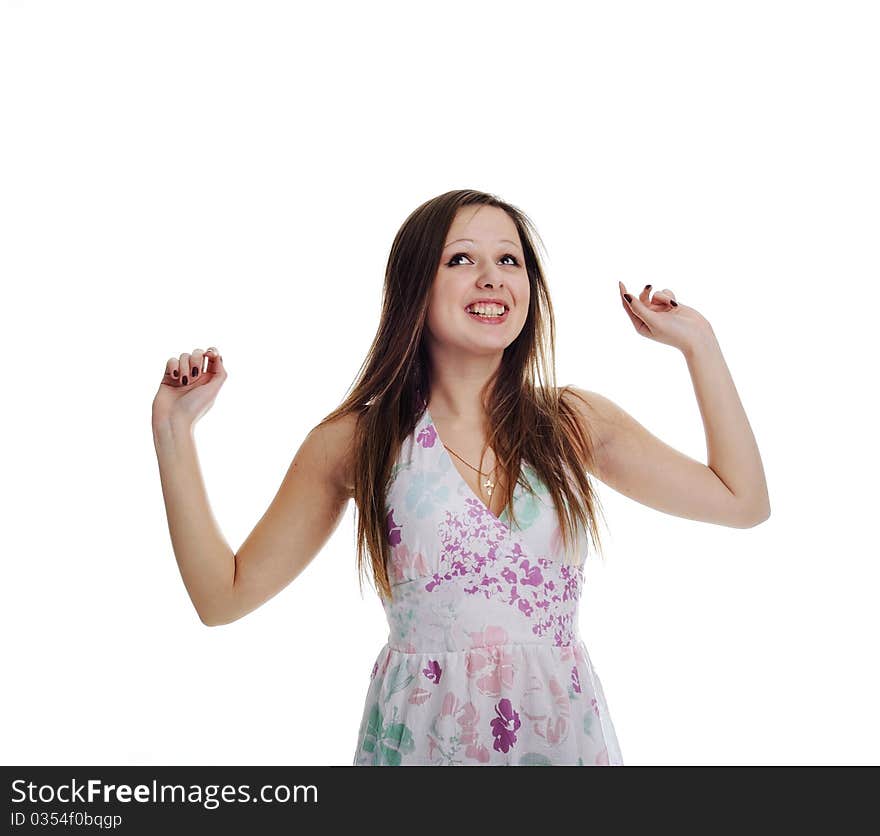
[{"left": 443, "top": 444, "right": 497, "bottom": 497}]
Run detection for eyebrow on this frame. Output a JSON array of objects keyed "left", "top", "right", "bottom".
[{"left": 443, "top": 238, "right": 522, "bottom": 251}]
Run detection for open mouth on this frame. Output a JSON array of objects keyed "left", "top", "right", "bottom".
[{"left": 465, "top": 304, "right": 509, "bottom": 324}]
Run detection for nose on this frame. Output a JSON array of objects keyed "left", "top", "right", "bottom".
[{"left": 478, "top": 263, "right": 504, "bottom": 288}]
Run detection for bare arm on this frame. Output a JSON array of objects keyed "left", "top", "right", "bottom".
[
  {"left": 152, "top": 413, "right": 355, "bottom": 627},
  {"left": 153, "top": 420, "right": 237, "bottom": 625},
  {"left": 564, "top": 330, "right": 770, "bottom": 528}
]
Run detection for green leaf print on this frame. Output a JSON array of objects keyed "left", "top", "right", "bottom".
[
  {"left": 511, "top": 491, "right": 542, "bottom": 530},
  {"left": 361, "top": 704, "right": 383, "bottom": 754},
  {"left": 380, "top": 744, "right": 402, "bottom": 766},
  {"left": 519, "top": 753, "right": 554, "bottom": 766},
  {"left": 584, "top": 711, "right": 594, "bottom": 736},
  {"left": 385, "top": 723, "right": 415, "bottom": 754},
  {"left": 506, "top": 466, "right": 547, "bottom": 531},
  {"left": 384, "top": 661, "right": 415, "bottom": 699},
  {"left": 359, "top": 702, "right": 417, "bottom": 766}
]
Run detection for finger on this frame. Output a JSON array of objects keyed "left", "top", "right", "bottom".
[
  {"left": 164, "top": 356, "right": 180, "bottom": 383},
  {"left": 621, "top": 292, "right": 654, "bottom": 336},
  {"left": 205, "top": 346, "right": 224, "bottom": 375},
  {"left": 639, "top": 283, "right": 653, "bottom": 303},
  {"left": 178, "top": 351, "right": 192, "bottom": 387},
  {"left": 619, "top": 282, "right": 645, "bottom": 330},
  {"left": 621, "top": 292, "right": 647, "bottom": 334},
  {"left": 651, "top": 288, "right": 677, "bottom": 306},
  {"left": 190, "top": 348, "right": 205, "bottom": 381}
]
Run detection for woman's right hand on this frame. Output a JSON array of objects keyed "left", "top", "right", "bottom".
[{"left": 152, "top": 346, "right": 228, "bottom": 432}]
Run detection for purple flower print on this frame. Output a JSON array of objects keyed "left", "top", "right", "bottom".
[
  {"left": 423, "top": 659, "right": 442, "bottom": 685},
  {"left": 571, "top": 665, "right": 581, "bottom": 694},
  {"left": 490, "top": 697, "right": 521, "bottom": 753},
  {"left": 416, "top": 425, "right": 438, "bottom": 448},
  {"left": 386, "top": 509, "right": 402, "bottom": 547},
  {"left": 429, "top": 506, "right": 584, "bottom": 646},
  {"left": 518, "top": 559, "right": 543, "bottom": 587}
]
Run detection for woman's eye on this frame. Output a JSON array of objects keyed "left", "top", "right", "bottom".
[{"left": 446, "top": 253, "right": 520, "bottom": 267}]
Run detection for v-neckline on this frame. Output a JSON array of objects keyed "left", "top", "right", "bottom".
[{"left": 423, "top": 403, "right": 513, "bottom": 525}]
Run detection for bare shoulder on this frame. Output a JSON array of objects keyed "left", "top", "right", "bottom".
[
  {"left": 310, "top": 410, "right": 359, "bottom": 501},
  {"left": 557, "top": 385, "right": 619, "bottom": 450}
]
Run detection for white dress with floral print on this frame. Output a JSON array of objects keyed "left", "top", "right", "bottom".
[{"left": 352, "top": 404, "right": 623, "bottom": 766}]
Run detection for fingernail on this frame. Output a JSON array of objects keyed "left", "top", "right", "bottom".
[
  {"left": 172, "top": 369, "right": 179, "bottom": 378},
  {"left": 624, "top": 294, "right": 632, "bottom": 302},
  {"left": 182, "top": 375, "right": 188, "bottom": 385},
  {"left": 645, "top": 284, "right": 651, "bottom": 290},
  {"left": 670, "top": 300, "right": 678, "bottom": 306},
  {"left": 192, "top": 367, "right": 198, "bottom": 377}
]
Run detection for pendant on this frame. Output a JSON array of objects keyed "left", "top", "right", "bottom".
[{"left": 484, "top": 478, "right": 494, "bottom": 497}]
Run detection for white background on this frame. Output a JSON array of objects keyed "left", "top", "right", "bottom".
[{"left": 2, "top": 0, "right": 877, "bottom": 766}]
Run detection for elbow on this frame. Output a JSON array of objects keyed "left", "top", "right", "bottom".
[
  {"left": 198, "top": 608, "right": 220, "bottom": 627},
  {"left": 198, "top": 609, "right": 236, "bottom": 627},
  {"left": 737, "top": 501, "right": 771, "bottom": 528},
  {"left": 197, "top": 603, "right": 232, "bottom": 627},
  {"left": 196, "top": 583, "right": 239, "bottom": 627},
  {"left": 198, "top": 602, "right": 244, "bottom": 627}
]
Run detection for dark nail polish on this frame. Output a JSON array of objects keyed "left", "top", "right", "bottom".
[
  {"left": 192, "top": 367, "right": 198, "bottom": 377},
  {"left": 624, "top": 293, "right": 632, "bottom": 302},
  {"left": 670, "top": 300, "right": 678, "bottom": 306},
  {"left": 172, "top": 369, "right": 179, "bottom": 378},
  {"left": 182, "top": 375, "right": 188, "bottom": 385},
  {"left": 645, "top": 284, "right": 651, "bottom": 290}
]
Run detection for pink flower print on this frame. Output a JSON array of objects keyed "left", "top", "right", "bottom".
[
  {"left": 386, "top": 509, "right": 402, "bottom": 547},
  {"left": 457, "top": 702, "right": 491, "bottom": 764},
  {"left": 466, "top": 644, "right": 516, "bottom": 697},
  {"left": 591, "top": 697, "right": 600, "bottom": 717},
  {"left": 571, "top": 665, "right": 582, "bottom": 694},
  {"left": 370, "top": 660, "right": 378, "bottom": 681},
  {"left": 521, "top": 675, "right": 571, "bottom": 746},
  {"left": 468, "top": 625, "right": 508, "bottom": 647},
  {"left": 427, "top": 692, "right": 489, "bottom": 765},
  {"left": 501, "top": 567, "right": 518, "bottom": 585},
  {"left": 431, "top": 692, "right": 461, "bottom": 742},
  {"left": 390, "top": 543, "right": 429, "bottom": 584},
  {"left": 408, "top": 687, "right": 432, "bottom": 705},
  {"left": 543, "top": 678, "right": 571, "bottom": 746},
  {"left": 423, "top": 659, "right": 442, "bottom": 685},
  {"left": 490, "top": 698, "right": 521, "bottom": 753}
]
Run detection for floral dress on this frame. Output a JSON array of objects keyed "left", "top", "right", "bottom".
[{"left": 352, "top": 403, "right": 623, "bottom": 766}]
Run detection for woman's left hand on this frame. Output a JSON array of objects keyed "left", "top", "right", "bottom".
[{"left": 618, "top": 281, "right": 712, "bottom": 353}]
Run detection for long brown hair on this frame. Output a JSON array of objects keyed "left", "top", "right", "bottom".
[{"left": 315, "top": 189, "right": 608, "bottom": 602}]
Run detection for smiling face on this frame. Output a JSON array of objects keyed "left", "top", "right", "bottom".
[{"left": 425, "top": 204, "right": 530, "bottom": 358}]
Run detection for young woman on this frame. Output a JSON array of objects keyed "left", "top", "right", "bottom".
[{"left": 151, "top": 189, "right": 770, "bottom": 766}]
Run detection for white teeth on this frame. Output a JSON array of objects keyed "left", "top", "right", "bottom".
[{"left": 466, "top": 303, "right": 506, "bottom": 316}]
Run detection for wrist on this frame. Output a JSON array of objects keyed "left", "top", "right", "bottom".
[
  {"left": 682, "top": 322, "right": 718, "bottom": 361},
  {"left": 152, "top": 414, "right": 194, "bottom": 448}
]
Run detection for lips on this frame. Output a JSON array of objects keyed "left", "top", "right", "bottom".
[{"left": 465, "top": 307, "right": 510, "bottom": 325}]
